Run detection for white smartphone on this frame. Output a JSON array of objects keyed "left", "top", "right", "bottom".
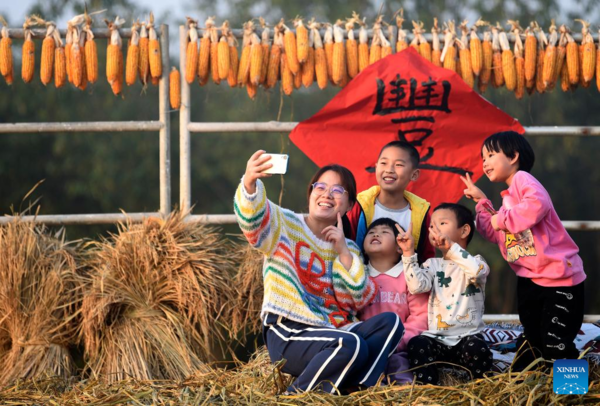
[{"left": 263, "top": 153, "right": 289, "bottom": 174}]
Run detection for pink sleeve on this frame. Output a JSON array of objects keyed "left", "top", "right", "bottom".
[
  {"left": 496, "top": 175, "right": 551, "bottom": 234},
  {"left": 475, "top": 199, "right": 500, "bottom": 245},
  {"left": 398, "top": 291, "right": 429, "bottom": 351}
]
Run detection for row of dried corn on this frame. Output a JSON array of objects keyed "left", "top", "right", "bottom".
[{"left": 0, "top": 13, "right": 162, "bottom": 96}]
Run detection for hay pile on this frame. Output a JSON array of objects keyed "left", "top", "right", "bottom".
[
  {"left": 80, "top": 214, "right": 240, "bottom": 382},
  {"left": 0, "top": 220, "right": 81, "bottom": 386},
  {"left": 0, "top": 347, "right": 598, "bottom": 404}
]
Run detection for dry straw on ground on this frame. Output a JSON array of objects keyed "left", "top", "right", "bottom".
[
  {"left": 0, "top": 219, "right": 81, "bottom": 386},
  {"left": 80, "top": 214, "right": 241, "bottom": 383}
]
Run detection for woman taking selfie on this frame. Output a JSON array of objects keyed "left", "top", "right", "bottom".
[{"left": 234, "top": 150, "right": 404, "bottom": 394}]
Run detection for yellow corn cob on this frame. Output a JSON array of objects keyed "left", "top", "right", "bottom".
[
  {"left": 294, "top": 63, "right": 302, "bottom": 89},
  {"left": 210, "top": 35, "right": 220, "bottom": 85},
  {"left": 370, "top": 18, "right": 383, "bottom": 64},
  {"left": 491, "top": 26, "right": 503, "bottom": 87},
  {"left": 246, "top": 79, "right": 257, "bottom": 99},
  {"left": 410, "top": 34, "right": 420, "bottom": 54},
  {"left": 441, "top": 21, "right": 457, "bottom": 72},
  {"left": 345, "top": 18, "right": 358, "bottom": 78},
  {"left": 249, "top": 33, "right": 263, "bottom": 85},
  {"left": 148, "top": 14, "right": 162, "bottom": 78},
  {"left": 280, "top": 51, "right": 293, "bottom": 95},
  {"left": 54, "top": 46, "right": 66, "bottom": 88},
  {"left": 283, "top": 23, "right": 299, "bottom": 74},
  {"left": 560, "top": 59, "right": 571, "bottom": 91},
  {"left": 227, "top": 31, "right": 239, "bottom": 88},
  {"left": 332, "top": 21, "right": 346, "bottom": 85},
  {"left": 185, "top": 19, "right": 199, "bottom": 84},
  {"left": 0, "top": 23, "right": 12, "bottom": 80},
  {"left": 339, "top": 66, "right": 349, "bottom": 87},
  {"left": 396, "top": 11, "right": 408, "bottom": 51},
  {"left": 266, "top": 27, "right": 282, "bottom": 89},
  {"left": 295, "top": 18, "right": 309, "bottom": 64},
  {"left": 324, "top": 24, "right": 334, "bottom": 82},
  {"left": 169, "top": 67, "right": 180, "bottom": 109},
  {"left": 65, "top": 26, "right": 72, "bottom": 83},
  {"left": 70, "top": 31, "right": 84, "bottom": 87},
  {"left": 111, "top": 42, "right": 124, "bottom": 95},
  {"left": 498, "top": 26, "right": 516, "bottom": 91},
  {"left": 480, "top": 31, "right": 492, "bottom": 84},
  {"left": 21, "top": 22, "right": 35, "bottom": 84},
  {"left": 301, "top": 45, "right": 315, "bottom": 88},
  {"left": 513, "top": 27, "right": 525, "bottom": 99},
  {"left": 457, "top": 37, "right": 474, "bottom": 88},
  {"left": 414, "top": 21, "right": 431, "bottom": 62},
  {"left": 579, "top": 44, "right": 591, "bottom": 88},
  {"left": 77, "top": 49, "right": 87, "bottom": 90},
  {"left": 431, "top": 19, "right": 442, "bottom": 67},
  {"left": 198, "top": 17, "right": 213, "bottom": 86},
  {"left": 312, "top": 24, "right": 327, "bottom": 90},
  {"left": 553, "top": 26, "right": 567, "bottom": 88},
  {"left": 82, "top": 15, "right": 97, "bottom": 84},
  {"left": 40, "top": 28, "right": 55, "bottom": 86},
  {"left": 469, "top": 20, "right": 484, "bottom": 75},
  {"left": 126, "top": 27, "right": 140, "bottom": 86},
  {"left": 577, "top": 19, "right": 595, "bottom": 83},
  {"left": 357, "top": 21, "right": 369, "bottom": 72},
  {"left": 565, "top": 28, "right": 579, "bottom": 84},
  {"left": 259, "top": 21, "right": 270, "bottom": 85},
  {"left": 218, "top": 21, "right": 230, "bottom": 80},
  {"left": 237, "top": 21, "right": 253, "bottom": 86},
  {"left": 542, "top": 22, "right": 558, "bottom": 89},
  {"left": 106, "top": 18, "right": 124, "bottom": 86},
  {"left": 524, "top": 25, "right": 537, "bottom": 81},
  {"left": 107, "top": 43, "right": 119, "bottom": 84},
  {"left": 138, "top": 23, "right": 149, "bottom": 85},
  {"left": 535, "top": 48, "right": 545, "bottom": 93}
]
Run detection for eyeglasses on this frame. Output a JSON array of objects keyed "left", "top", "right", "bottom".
[{"left": 311, "top": 182, "right": 347, "bottom": 199}]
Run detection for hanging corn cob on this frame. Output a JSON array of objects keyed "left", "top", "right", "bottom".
[
  {"left": 456, "top": 21, "right": 474, "bottom": 88},
  {"left": 218, "top": 21, "right": 231, "bottom": 81},
  {"left": 106, "top": 17, "right": 125, "bottom": 95},
  {"left": 395, "top": 10, "right": 408, "bottom": 52},
  {"left": 524, "top": 23, "right": 537, "bottom": 83},
  {"left": 370, "top": 17, "right": 383, "bottom": 65},
  {"left": 497, "top": 24, "right": 516, "bottom": 91},
  {"left": 280, "top": 37, "right": 294, "bottom": 95},
  {"left": 0, "top": 17, "right": 13, "bottom": 85},
  {"left": 345, "top": 16, "right": 358, "bottom": 78},
  {"left": 266, "top": 23, "right": 282, "bottom": 89},
  {"left": 65, "top": 23, "right": 73, "bottom": 83},
  {"left": 414, "top": 21, "right": 431, "bottom": 62},
  {"left": 579, "top": 40, "right": 591, "bottom": 88},
  {"left": 535, "top": 24, "right": 547, "bottom": 94},
  {"left": 332, "top": 20, "right": 346, "bottom": 85},
  {"left": 283, "top": 21, "right": 299, "bottom": 74},
  {"left": 138, "top": 20, "right": 150, "bottom": 85},
  {"left": 564, "top": 25, "right": 579, "bottom": 85},
  {"left": 301, "top": 23, "right": 315, "bottom": 88},
  {"left": 560, "top": 59, "right": 571, "bottom": 92},
  {"left": 542, "top": 20, "right": 558, "bottom": 90},
  {"left": 380, "top": 25, "right": 392, "bottom": 58},
  {"left": 185, "top": 18, "right": 199, "bottom": 84},
  {"left": 552, "top": 25, "right": 567, "bottom": 89},
  {"left": 54, "top": 40, "right": 66, "bottom": 88},
  {"left": 357, "top": 18, "right": 369, "bottom": 72},
  {"left": 293, "top": 60, "right": 302, "bottom": 89},
  {"left": 249, "top": 29, "right": 263, "bottom": 86},
  {"left": 312, "top": 22, "right": 327, "bottom": 89},
  {"left": 490, "top": 24, "right": 503, "bottom": 88},
  {"left": 40, "top": 19, "right": 56, "bottom": 86},
  {"left": 21, "top": 17, "right": 36, "bottom": 83},
  {"left": 226, "top": 26, "right": 239, "bottom": 87},
  {"left": 295, "top": 17, "right": 309, "bottom": 64},
  {"left": 169, "top": 67, "right": 180, "bottom": 109},
  {"left": 197, "top": 17, "right": 213, "bottom": 86},
  {"left": 431, "top": 18, "right": 442, "bottom": 67},
  {"left": 148, "top": 13, "right": 162, "bottom": 80},
  {"left": 209, "top": 19, "right": 220, "bottom": 84},
  {"left": 83, "top": 13, "right": 97, "bottom": 84},
  {"left": 577, "top": 19, "right": 595, "bottom": 84},
  {"left": 237, "top": 21, "right": 253, "bottom": 86},
  {"left": 70, "top": 22, "right": 85, "bottom": 87},
  {"left": 479, "top": 29, "right": 493, "bottom": 88},
  {"left": 126, "top": 22, "right": 140, "bottom": 86},
  {"left": 470, "top": 19, "right": 484, "bottom": 75},
  {"left": 441, "top": 21, "right": 457, "bottom": 72},
  {"left": 512, "top": 22, "right": 525, "bottom": 99},
  {"left": 258, "top": 18, "right": 270, "bottom": 86},
  {"left": 323, "top": 23, "right": 334, "bottom": 83}
]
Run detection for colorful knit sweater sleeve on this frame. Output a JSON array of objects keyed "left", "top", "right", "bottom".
[{"left": 234, "top": 179, "right": 376, "bottom": 328}]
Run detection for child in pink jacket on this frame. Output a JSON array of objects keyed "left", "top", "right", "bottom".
[
  {"left": 462, "top": 131, "right": 586, "bottom": 371},
  {"left": 358, "top": 217, "right": 428, "bottom": 384}
]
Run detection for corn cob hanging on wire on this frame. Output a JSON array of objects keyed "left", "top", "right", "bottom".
[
  {"left": 237, "top": 20, "right": 253, "bottom": 86},
  {"left": 523, "top": 23, "right": 537, "bottom": 84},
  {"left": 65, "top": 23, "right": 74, "bottom": 83},
  {"left": 564, "top": 25, "right": 579, "bottom": 85},
  {"left": 380, "top": 25, "right": 392, "bottom": 58},
  {"left": 345, "top": 15, "right": 358, "bottom": 78},
  {"left": 70, "top": 21, "right": 85, "bottom": 87},
  {"left": 266, "top": 22, "right": 282, "bottom": 89},
  {"left": 258, "top": 18, "right": 270, "bottom": 86},
  {"left": 126, "top": 22, "right": 140, "bottom": 86},
  {"left": 497, "top": 23, "right": 516, "bottom": 91},
  {"left": 535, "top": 24, "right": 547, "bottom": 94},
  {"left": 83, "top": 13, "right": 97, "bottom": 84},
  {"left": 249, "top": 27, "right": 263, "bottom": 86},
  {"left": 301, "top": 20, "right": 315, "bottom": 88},
  {"left": 431, "top": 18, "right": 442, "bottom": 67},
  {"left": 295, "top": 17, "right": 309, "bottom": 64},
  {"left": 490, "top": 24, "right": 503, "bottom": 87},
  {"left": 357, "top": 17, "right": 369, "bottom": 72},
  {"left": 553, "top": 25, "right": 567, "bottom": 88},
  {"left": 578, "top": 39, "right": 591, "bottom": 88},
  {"left": 138, "top": 19, "right": 149, "bottom": 85},
  {"left": 54, "top": 37, "right": 66, "bottom": 88},
  {"left": 577, "top": 19, "right": 595, "bottom": 84},
  {"left": 332, "top": 20, "right": 346, "bottom": 85},
  {"left": 414, "top": 21, "right": 431, "bottom": 61},
  {"left": 441, "top": 21, "right": 457, "bottom": 72},
  {"left": 370, "top": 17, "right": 383, "bottom": 65},
  {"left": 197, "top": 17, "right": 213, "bottom": 86},
  {"left": 226, "top": 24, "right": 239, "bottom": 87},
  {"left": 40, "top": 19, "right": 56, "bottom": 85},
  {"left": 395, "top": 9, "right": 408, "bottom": 52},
  {"left": 323, "top": 23, "right": 334, "bottom": 83},
  {"left": 105, "top": 17, "right": 125, "bottom": 95},
  {"left": 470, "top": 19, "right": 484, "bottom": 75},
  {"left": 311, "top": 21, "right": 327, "bottom": 89},
  {"left": 478, "top": 29, "right": 493, "bottom": 93},
  {"left": 218, "top": 21, "right": 231, "bottom": 81},
  {"left": 185, "top": 17, "right": 199, "bottom": 84},
  {"left": 147, "top": 12, "right": 162, "bottom": 81},
  {"left": 456, "top": 21, "right": 474, "bottom": 88},
  {"left": 21, "top": 17, "right": 36, "bottom": 83},
  {"left": 512, "top": 22, "right": 525, "bottom": 99},
  {"left": 169, "top": 67, "right": 180, "bottom": 109},
  {"left": 208, "top": 18, "right": 220, "bottom": 84},
  {"left": 282, "top": 21, "right": 299, "bottom": 75},
  {"left": 280, "top": 32, "right": 294, "bottom": 96},
  {"left": 0, "top": 17, "right": 13, "bottom": 85},
  {"left": 542, "top": 20, "right": 558, "bottom": 90}
]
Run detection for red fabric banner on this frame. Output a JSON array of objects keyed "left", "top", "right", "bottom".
[{"left": 290, "top": 48, "right": 524, "bottom": 210}]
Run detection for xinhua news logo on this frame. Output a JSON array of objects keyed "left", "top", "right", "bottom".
[{"left": 553, "top": 359, "right": 588, "bottom": 395}]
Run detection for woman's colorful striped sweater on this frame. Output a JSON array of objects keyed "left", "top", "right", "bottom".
[{"left": 234, "top": 179, "right": 377, "bottom": 328}]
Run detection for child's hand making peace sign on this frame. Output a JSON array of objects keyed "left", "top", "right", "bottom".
[{"left": 396, "top": 223, "right": 415, "bottom": 257}]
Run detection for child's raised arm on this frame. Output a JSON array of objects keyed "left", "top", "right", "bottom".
[
  {"left": 445, "top": 243, "right": 490, "bottom": 283},
  {"left": 399, "top": 224, "right": 436, "bottom": 294}
]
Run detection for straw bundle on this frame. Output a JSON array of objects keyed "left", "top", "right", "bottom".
[
  {"left": 0, "top": 220, "right": 81, "bottom": 386},
  {"left": 80, "top": 214, "right": 238, "bottom": 382}
]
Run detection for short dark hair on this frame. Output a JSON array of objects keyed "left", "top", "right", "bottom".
[
  {"left": 378, "top": 141, "right": 420, "bottom": 168},
  {"left": 482, "top": 131, "right": 535, "bottom": 173},
  {"left": 433, "top": 203, "right": 475, "bottom": 244},
  {"left": 362, "top": 217, "right": 401, "bottom": 264},
  {"left": 307, "top": 164, "right": 357, "bottom": 207}
]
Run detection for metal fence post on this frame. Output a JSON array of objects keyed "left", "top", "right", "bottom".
[
  {"left": 179, "top": 25, "right": 191, "bottom": 213},
  {"left": 159, "top": 24, "right": 171, "bottom": 216}
]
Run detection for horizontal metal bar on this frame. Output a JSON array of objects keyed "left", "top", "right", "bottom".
[
  {"left": 0, "top": 213, "right": 163, "bottom": 226},
  {"left": 188, "top": 122, "right": 600, "bottom": 137},
  {"left": 0, "top": 121, "right": 164, "bottom": 133},
  {"left": 187, "top": 215, "right": 600, "bottom": 230},
  {"left": 483, "top": 314, "right": 599, "bottom": 323}
]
